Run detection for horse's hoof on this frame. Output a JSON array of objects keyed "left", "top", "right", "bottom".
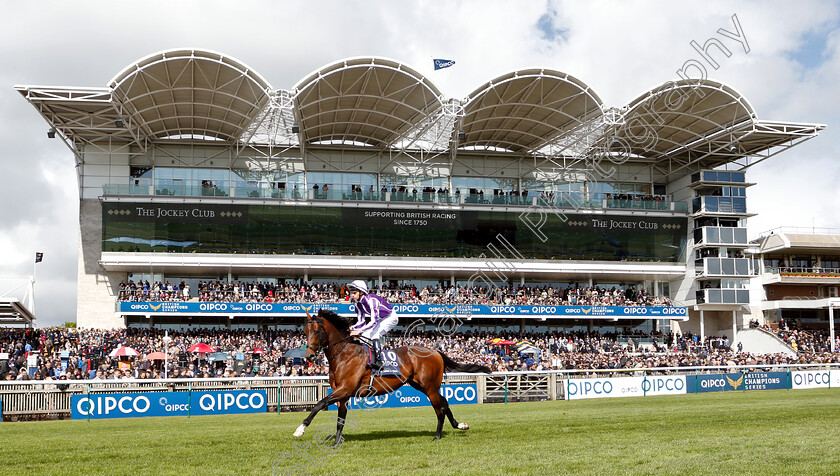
[
  {"left": 293, "top": 424, "right": 307, "bottom": 437},
  {"left": 458, "top": 422, "right": 469, "bottom": 430}
]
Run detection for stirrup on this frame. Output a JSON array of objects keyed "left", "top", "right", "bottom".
[
  {"left": 370, "top": 358, "right": 384, "bottom": 372},
  {"left": 370, "top": 340, "right": 384, "bottom": 371}
]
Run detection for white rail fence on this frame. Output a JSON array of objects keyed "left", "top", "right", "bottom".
[{"left": 1, "top": 364, "right": 838, "bottom": 420}]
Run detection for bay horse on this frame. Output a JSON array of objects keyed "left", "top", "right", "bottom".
[{"left": 293, "top": 309, "right": 491, "bottom": 441}]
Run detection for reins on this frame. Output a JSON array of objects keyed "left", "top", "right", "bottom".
[{"left": 306, "top": 317, "right": 364, "bottom": 357}]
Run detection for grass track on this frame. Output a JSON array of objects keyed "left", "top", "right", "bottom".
[{"left": 2, "top": 389, "right": 840, "bottom": 475}]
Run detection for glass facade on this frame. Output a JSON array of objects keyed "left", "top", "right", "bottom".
[
  {"left": 694, "top": 226, "right": 748, "bottom": 245},
  {"left": 155, "top": 167, "right": 231, "bottom": 196},
  {"left": 692, "top": 196, "right": 747, "bottom": 214},
  {"left": 306, "top": 172, "right": 376, "bottom": 191},
  {"left": 692, "top": 170, "right": 747, "bottom": 183},
  {"left": 102, "top": 202, "right": 687, "bottom": 261}
]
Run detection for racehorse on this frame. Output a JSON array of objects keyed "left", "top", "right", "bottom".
[{"left": 293, "top": 309, "right": 491, "bottom": 441}]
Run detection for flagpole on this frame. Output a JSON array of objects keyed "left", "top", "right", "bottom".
[{"left": 31, "top": 254, "right": 36, "bottom": 317}]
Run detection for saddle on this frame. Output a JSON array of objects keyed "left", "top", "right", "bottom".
[{"left": 360, "top": 342, "right": 400, "bottom": 376}]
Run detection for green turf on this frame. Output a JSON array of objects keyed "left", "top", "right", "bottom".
[{"left": 2, "top": 389, "right": 839, "bottom": 475}]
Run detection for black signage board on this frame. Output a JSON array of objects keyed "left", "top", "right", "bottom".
[{"left": 103, "top": 203, "right": 249, "bottom": 224}]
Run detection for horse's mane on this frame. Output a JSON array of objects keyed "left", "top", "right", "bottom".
[{"left": 317, "top": 309, "right": 354, "bottom": 334}]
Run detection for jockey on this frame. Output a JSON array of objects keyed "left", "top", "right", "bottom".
[{"left": 346, "top": 279, "right": 398, "bottom": 370}]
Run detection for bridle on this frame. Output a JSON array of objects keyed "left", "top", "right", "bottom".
[
  {"left": 306, "top": 317, "right": 329, "bottom": 355},
  {"left": 305, "top": 316, "right": 355, "bottom": 358}
]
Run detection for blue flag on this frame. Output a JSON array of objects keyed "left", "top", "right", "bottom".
[{"left": 433, "top": 58, "right": 456, "bottom": 70}]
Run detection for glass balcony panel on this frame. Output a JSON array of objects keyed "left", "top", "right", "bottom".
[{"left": 101, "top": 183, "right": 690, "bottom": 214}]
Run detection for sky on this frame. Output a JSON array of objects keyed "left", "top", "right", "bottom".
[{"left": 0, "top": 0, "right": 837, "bottom": 326}]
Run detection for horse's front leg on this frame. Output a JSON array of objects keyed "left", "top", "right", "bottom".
[
  {"left": 293, "top": 385, "right": 356, "bottom": 437},
  {"left": 333, "top": 400, "right": 349, "bottom": 444}
]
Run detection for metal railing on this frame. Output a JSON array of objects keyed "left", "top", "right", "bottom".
[
  {"left": 767, "top": 267, "right": 840, "bottom": 277},
  {"left": 102, "top": 185, "right": 687, "bottom": 213},
  {"left": 759, "top": 226, "right": 840, "bottom": 237}
]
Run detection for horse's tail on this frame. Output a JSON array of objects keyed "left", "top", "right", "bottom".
[{"left": 438, "top": 351, "right": 492, "bottom": 374}]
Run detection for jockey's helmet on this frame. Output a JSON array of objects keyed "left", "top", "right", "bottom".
[{"left": 347, "top": 280, "right": 368, "bottom": 294}]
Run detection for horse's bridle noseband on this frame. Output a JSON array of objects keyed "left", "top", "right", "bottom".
[
  {"left": 306, "top": 316, "right": 355, "bottom": 357},
  {"left": 306, "top": 317, "right": 328, "bottom": 355}
]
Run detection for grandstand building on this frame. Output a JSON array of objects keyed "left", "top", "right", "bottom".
[
  {"left": 751, "top": 227, "right": 840, "bottom": 349},
  {"left": 17, "top": 49, "right": 825, "bottom": 341}
]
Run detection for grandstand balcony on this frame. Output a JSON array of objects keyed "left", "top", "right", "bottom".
[
  {"left": 693, "top": 226, "right": 749, "bottom": 248},
  {"left": 762, "top": 266, "right": 840, "bottom": 285},
  {"left": 99, "top": 252, "right": 688, "bottom": 282},
  {"left": 694, "top": 257, "right": 757, "bottom": 278},
  {"left": 101, "top": 184, "right": 688, "bottom": 213},
  {"left": 690, "top": 170, "right": 754, "bottom": 187},
  {"left": 691, "top": 196, "right": 754, "bottom": 217},
  {"left": 695, "top": 288, "right": 750, "bottom": 305}
]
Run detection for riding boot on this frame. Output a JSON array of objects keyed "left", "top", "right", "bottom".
[{"left": 371, "top": 340, "right": 384, "bottom": 372}]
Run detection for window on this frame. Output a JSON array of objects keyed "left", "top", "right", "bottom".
[
  {"left": 155, "top": 167, "right": 230, "bottom": 196},
  {"left": 701, "top": 170, "right": 746, "bottom": 183},
  {"left": 822, "top": 259, "right": 839, "bottom": 269},
  {"left": 792, "top": 258, "right": 811, "bottom": 268},
  {"left": 307, "top": 172, "right": 376, "bottom": 192},
  {"left": 102, "top": 204, "right": 687, "bottom": 262}
]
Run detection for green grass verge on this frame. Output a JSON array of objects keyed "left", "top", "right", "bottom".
[{"left": 2, "top": 389, "right": 839, "bottom": 475}]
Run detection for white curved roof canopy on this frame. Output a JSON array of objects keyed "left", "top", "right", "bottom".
[
  {"left": 109, "top": 49, "right": 272, "bottom": 142},
  {"left": 617, "top": 79, "right": 756, "bottom": 161},
  {"left": 461, "top": 69, "right": 604, "bottom": 153},
  {"left": 292, "top": 57, "right": 444, "bottom": 147},
  {"left": 16, "top": 50, "right": 824, "bottom": 172}
]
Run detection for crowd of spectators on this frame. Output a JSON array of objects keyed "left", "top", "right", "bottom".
[
  {"left": 749, "top": 318, "right": 839, "bottom": 355},
  {"left": 2, "top": 323, "right": 838, "bottom": 383},
  {"left": 118, "top": 280, "right": 673, "bottom": 307}
]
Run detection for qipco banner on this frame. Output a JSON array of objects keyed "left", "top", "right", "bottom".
[
  {"left": 687, "top": 371, "right": 789, "bottom": 393},
  {"left": 328, "top": 384, "right": 477, "bottom": 410},
  {"left": 118, "top": 301, "right": 687, "bottom": 319},
  {"left": 71, "top": 390, "right": 266, "bottom": 420},
  {"left": 641, "top": 375, "right": 688, "bottom": 396},
  {"left": 566, "top": 376, "right": 687, "bottom": 400},
  {"left": 791, "top": 370, "right": 833, "bottom": 389}
]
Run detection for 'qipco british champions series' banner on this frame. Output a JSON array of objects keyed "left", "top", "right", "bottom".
[
  {"left": 71, "top": 390, "right": 266, "bottom": 420},
  {"left": 687, "top": 371, "right": 789, "bottom": 393},
  {"left": 118, "top": 301, "right": 687, "bottom": 319}
]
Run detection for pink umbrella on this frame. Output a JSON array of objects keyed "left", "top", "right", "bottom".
[
  {"left": 188, "top": 343, "right": 216, "bottom": 353},
  {"left": 109, "top": 345, "right": 139, "bottom": 358},
  {"left": 143, "top": 352, "right": 168, "bottom": 360}
]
